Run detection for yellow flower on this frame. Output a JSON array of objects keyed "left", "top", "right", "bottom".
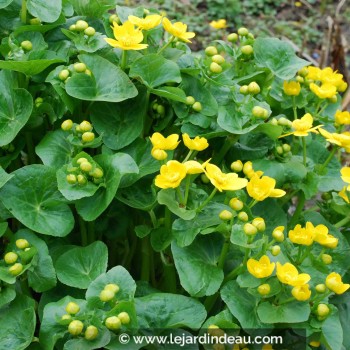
[
  {"left": 209, "top": 19, "right": 227, "bottom": 29},
  {"left": 183, "top": 160, "right": 206, "bottom": 174},
  {"left": 283, "top": 81, "right": 301, "bottom": 96},
  {"left": 313, "top": 224, "right": 338, "bottom": 248},
  {"left": 288, "top": 222, "right": 315, "bottom": 246},
  {"left": 155, "top": 160, "right": 187, "bottom": 189},
  {"left": 162, "top": 18, "right": 195, "bottom": 43},
  {"left": 204, "top": 163, "right": 248, "bottom": 192},
  {"left": 318, "top": 129, "right": 350, "bottom": 152},
  {"left": 335, "top": 110, "right": 350, "bottom": 125},
  {"left": 341, "top": 167, "right": 350, "bottom": 190},
  {"left": 339, "top": 186, "right": 349, "bottom": 203},
  {"left": 338, "top": 81, "right": 348, "bottom": 92},
  {"left": 306, "top": 66, "right": 322, "bottom": 81},
  {"left": 320, "top": 67, "right": 344, "bottom": 89},
  {"left": 325, "top": 272, "right": 350, "bottom": 294},
  {"left": 247, "top": 255, "right": 275, "bottom": 279},
  {"left": 150, "top": 132, "right": 180, "bottom": 151},
  {"left": 182, "top": 133, "right": 209, "bottom": 151},
  {"left": 291, "top": 284, "right": 311, "bottom": 301},
  {"left": 276, "top": 262, "right": 311, "bottom": 286},
  {"left": 128, "top": 14, "right": 162, "bottom": 30},
  {"left": 247, "top": 174, "right": 286, "bottom": 201},
  {"left": 295, "top": 1, "right": 302, "bottom": 6},
  {"left": 104, "top": 21, "right": 148, "bottom": 51},
  {"left": 279, "top": 113, "right": 322, "bottom": 138},
  {"left": 310, "top": 83, "right": 337, "bottom": 99}
]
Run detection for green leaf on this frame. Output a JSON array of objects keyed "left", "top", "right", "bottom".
[
  {"left": 65, "top": 54, "right": 137, "bottom": 102},
  {"left": 75, "top": 153, "right": 134, "bottom": 221},
  {"left": 90, "top": 88, "right": 147, "bottom": 150},
  {"left": 40, "top": 296, "right": 87, "bottom": 350},
  {"left": 257, "top": 301, "right": 310, "bottom": 324},
  {"left": 0, "top": 295, "right": 36, "bottom": 350},
  {"left": 0, "top": 71, "right": 33, "bottom": 146},
  {"left": 0, "top": 166, "right": 13, "bottom": 188},
  {"left": 136, "top": 293, "right": 206, "bottom": 328},
  {"left": 157, "top": 189, "right": 196, "bottom": 220},
  {"left": 201, "top": 309, "right": 240, "bottom": 329},
  {"left": 0, "top": 285, "right": 15, "bottom": 308},
  {"left": 69, "top": 0, "right": 118, "bottom": 17},
  {"left": 129, "top": 54, "right": 182, "bottom": 89},
  {"left": 150, "top": 86, "right": 187, "bottom": 103},
  {"left": 221, "top": 280, "right": 268, "bottom": 329},
  {"left": 55, "top": 241, "right": 108, "bottom": 289},
  {"left": 86, "top": 266, "right": 136, "bottom": 308},
  {"left": 0, "top": 58, "right": 65, "bottom": 75},
  {"left": 150, "top": 227, "right": 172, "bottom": 252},
  {"left": 14, "top": 229, "right": 57, "bottom": 292},
  {"left": 27, "top": 0, "right": 62, "bottom": 23},
  {"left": 0, "top": 0, "right": 14, "bottom": 9},
  {"left": 321, "top": 307, "right": 343, "bottom": 350},
  {"left": 172, "top": 234, "right": 224, "bottom": 297},
  {"left": 231, "top": 224, "right": 264, "bottom": 249},
  {"left": 64, "top": 326, "right": 111, "bottom": 350},
  {"left": 36, "top": 130, "right": 74, "bottom": 169},
  {"left": 0, "top": 165, "right": 74, "bottom": 237},
  {"left": 254, "top": 37, "right": 309, "bottom": 80}
]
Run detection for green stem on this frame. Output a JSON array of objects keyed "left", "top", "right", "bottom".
[
  {"left": 248, "top": 199, "right": 258, "bottom": 208},
  {"left": 157, "top": 36, "right": 175, "bottom": 54},
  {"left": 288, "top": 192, "right": 305, "bottom": 229},
  {"left": 120, "top": 50, "right": 128, "bottom": 70},
  {"left": 278, "top": 297, "right": 295, "bottom": 306},
  {"left": 140, "top": 236, "right": 151, "bottom": 282},
  {"left": 149, "top": 209, "right": 157, "bottom": 228},
  {"left": 302, "top": 137, "right": 307, "bottom": 166},
  {"left": 176, "top": 187, "right": 185, "bottom": 205},
  {"left": 334, "top": 216, "right": 350, "bottom": 228},
  {"left": 25, "top": 132, "right": 36, "bottom": 164},
  {"left": 79, "top": 215, "right": 88, "bottom": 246},
  {"left": 318, "top": 147, "right": 338, "bottom": 174},
  {"left": 183, "top": 150, "right": 194, "bottom": 163},
  {"left": 87, "top": 221, "right": 95, "bottom": 244},
  {"left": 317, "top": 247, "right": 326, "bottom": 260},
  {"left": 142, "top": 90, "right": 152, "bottom": 137},
  {"left": 196, "top": 188, "right": 217, "bottom": 212},
  {"left": 292, "top": 96, "right": 298, "bottom": 120},
  {"left": 212, "top": 135, "right": 238, "bottom": 164},
  {"left": 20, "top": 0, "right": 27, "bottom": 24},
  {"left": 183, "top": 176, "right": 191, "bottom": 206},
  {"left": 224, "top": 264, "right": 243, "bottom": 283}
]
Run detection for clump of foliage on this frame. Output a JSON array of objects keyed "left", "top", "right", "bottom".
[{"left": 0, "top": 1, "right": 349, "bottom": 350}]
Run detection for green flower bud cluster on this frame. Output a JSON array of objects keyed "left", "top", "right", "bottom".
[
  {"left": 152, "top": 101, "right": 166, "bottom": 119},
  {"left": 62, "top": 302, "right": 99, "bottom": 340},
  {"left": 105, "top": 312, "right": 130, "bottom": 331},
  {"left": 61, "top": 119, "right": 96, "bottom": 144},
  {"left": 276, "top": 117, "right": 293, "bottom": 128},
  {"left": 210, "top": 54, "right": 225, "bottom": 74},
  {"left": 100, "top": 283, "right": 120, "bottom": 302},
  {"left": 252, "top": 106, "right": 269, "bottom": 119},
  {"left": 243, "top": 217, "right": 266, "bottom": 236},
  {"left": 3, "top": 239, "right": 33, "bottom": 277},
  {"left": 58, "top": 61, "right": 92, "bottom": 84},
  {"left": 185, "top": 96, "right": 202, "bottom": 112},
  {"left": 275, "top": 143, "right": 292, "bottom": 158},
  {"left": 69, "top": 20, "right": 96, "bottom": 37},
  {"left": 20, "top": 40, "right": 33, "bottom": 51},
  {"left": 239, "top": 81, "right": 261, "bottom": 95},
  {"left": 66, "top": 155, "right": 104, "bottom": 186}
]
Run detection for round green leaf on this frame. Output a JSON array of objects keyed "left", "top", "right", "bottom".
[
  {"left": 86, "top": 266, "right": 136, "bottom": 308},
  {"left": 55, "top": 241, "right": 108, "bottom": 289},
  {"left": 27, "top": 0, "right": 62, "bottom": 23},
  {"left": 0, "top": 71, "right": 33, "bottom": 146},
  {"left": 65, "top": 54, "right": 137, "bottom": 102},
  {"left": 0, "top": 165, "right": 74, "bottom": 237},
  {"left": 0, "top": 295, "right": 36, "bottom": 350},
  {"left": 172, "top": 234, "right": 224, "bottom": 297}
]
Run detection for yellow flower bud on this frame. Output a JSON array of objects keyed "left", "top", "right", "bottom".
[
  {"left": 272, "top": 227, "right": 285, "bottom": 242},
  {"left": 74, "top": 62, "right": 87, "bottom": 73},
  {"left": 61, "top": 314, "right": 72, "bottom": 321},
  {"left": 85, "top": 325, "right": 99, "bottom": 340},
  {"left": 239, "top": 85, "right": 249, "bottom": 95},
  {"left": 219, "top": 210, "right": 233, "bottom": 221},
  {"left": 118, "top": 312, "right": 131, "bottom": 324},
  {"left": 84, "top": 27, "right": 96, "bottom": 36},
  {"left": 151, "top": 148, "right": 167, "bottom": 161},
  {"left": 105, "top": 316, "right": 121, "bottom": 330},
  {"left": 309, "top": 341, "right": 321, "bottom": 347},
  {"left": 21, "top": 40, "right": 32, "bottom": 51},
  {"left": 81, "top": 132, "right": 95, "bottom": 143},
  {"left": 68, "top": 320, "right": 84, "bottom": 336},
  {"left": 80, "top": 161, "right": 93, "bottom": 172},
  {"left": 4, "top": 252, "right": 18, "bottom": 264},
  {"left": 192, "top": 101, "right": 202, "bottom": 112},
  {"left": 241, "top": 45, "right": 253, "bottom": 55},
  {"left": 271, "top": 245, "right": 281, "bottom": 256},
  {"left": 185, "top": 96, "right": 195, "bottom": 105},
  {"left": 291, "top": 284, "right": 311, "bottom": 301},
  {"left": 75, "top": 20, "right": 89, "bottom": 31},
  {"left": 205, "top": 46, "right": 218, "bottom": 56},
  {"left": 237, "top": 27, "right": 249, "bottom": 36},
  {"left": 317, "top": 304, "right": 330, "bottom": 317},
  {"left": 79, "top": 121, "right": 92, "bottom": 132},
  {"left": 105, "top": 283, "right": 120, "bottom": 293},
  {"left": 16, "top": 239, "right": 30, "bottom": 249},
  {"left": 210, "top": 62, "right": 223, "bottom": 74},
  {"left": 315, "top": 284, "right": 326, "bottom": 293},
  {"left": 9, "top": 263, "right": 23, "bottom": 276},
  {"left": 244, "top": 223, "right": 257, "bottom": 236},
  {"left": 282, "top": 144, "right": 291, "bottom": 152},
  {"left": 227, "top": 33, "right": 238, "bottom": 42},
  {"left": 211, "top": 55, "right": 225, "bottom": 64},
  {"left": 66, "top": 174, "right": 77, "bottom": 184},
  {"left": 69, "top": 24, "right": 76, "bottom": 31},
  {"left": 321, "top": 254, "right": 332, "bottom": 265},
  {"left": 58, "top": 70, "right": 70, "bottom": 81},
  {"left": 65, "top": 302, "right": 80, "bottom": 315},
  {"left": 230, "top": 160, "right": 243, "bottom": 172},
  {"left": 252, "top": 217, "right": 265, "bottom": 232},
  {"left": 237, "top": 211, "right": 248, "bottom": 222},
  {"left": 258, "top": 283, "right": 271, "bottom": 295},
  {"left": 77, "top": 157, "right": 88, "bottom": 164},
  {"left": 99, "top": 289, "right": 115, "bottom": 302},
  {"left": 229, "top": 197, "right": 244, "bottom": 211},
  {"left": 248, "top": 82, "right": 260, "bottom": 94},
  {"left": 91, "top": 168, "right": 104, "bottom": 179}
]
